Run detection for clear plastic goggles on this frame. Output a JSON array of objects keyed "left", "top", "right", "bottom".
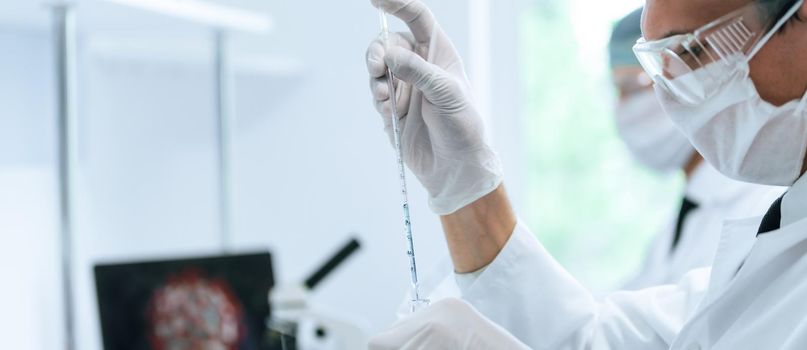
[{"left": 633, "top": 0, "right": 804, "bottom": 106}]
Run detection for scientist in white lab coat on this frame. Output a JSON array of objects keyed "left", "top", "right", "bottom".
[
  {"left": 608, "top": 8, "right": 785, "bottom": 290},
  {"left": 366, "top": 0, "right": 807, "bottom": 348}
]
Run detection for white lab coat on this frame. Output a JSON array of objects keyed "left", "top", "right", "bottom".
[
  {"left": 409, "top": 164, "right": 783, "bottom": 303},
  {"left": 622, "top": 163, "right": 785, "bottom": 290},
  {"left": 459, "top": 204, "right": 807, "bottom": 348}
]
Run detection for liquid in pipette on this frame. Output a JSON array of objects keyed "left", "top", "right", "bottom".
[{"left": 379, "top": 8, "right": 430, "bottom": 313}]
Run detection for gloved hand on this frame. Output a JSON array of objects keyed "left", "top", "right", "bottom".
[
  {"left": 368, "top": 298, "right": 530, "bottom": 350},
  {"left": 366, "top": 0, "right": 503, "bottom": 215}
]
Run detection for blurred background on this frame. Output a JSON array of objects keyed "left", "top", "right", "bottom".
[{"left": 0, "top": 0, "right": 683, "bottom": 348}]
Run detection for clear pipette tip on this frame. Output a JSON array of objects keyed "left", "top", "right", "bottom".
[
  {"left": 378, "top": 6, "right": 430, "bottom": 313},
  {"left": 410, "top": 297, "right": 430, "bottom": 313},
  {"left": 379, "top": 10, "right": 390, "bottom": 38}
]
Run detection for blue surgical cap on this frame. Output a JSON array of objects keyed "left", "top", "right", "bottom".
[{"left": 609, "top": 7, "right": 644, "bottom": 69}]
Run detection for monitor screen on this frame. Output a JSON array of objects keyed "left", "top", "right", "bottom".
[{"left": 94, "top": 252, "right": 274, "bottom": 350}]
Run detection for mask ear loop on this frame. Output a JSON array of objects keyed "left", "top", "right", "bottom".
[
  {"left": 746, "top": 0, "right": 805, "bottom": 61},
  {"left": 796, "top": 87, "right": 807, "bottom": 115}
]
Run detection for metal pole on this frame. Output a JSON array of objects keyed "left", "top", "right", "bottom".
[
  {"left": 213, "top": 30, "right": 233, "bottom": 252},
  {"left": 52, "top": 4, "right": 77, "bottom": 350}
]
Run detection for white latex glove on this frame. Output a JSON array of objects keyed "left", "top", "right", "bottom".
[
  {"left": 368, "top": 298, "right": 530, "bottom": 350},
  {"left": 366, "top": 0, "right": 503, "bottom": 215}
]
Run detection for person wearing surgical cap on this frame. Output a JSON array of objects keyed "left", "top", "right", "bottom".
[{"left": 609, "top": 8, "right": 784, "bottom": 289}]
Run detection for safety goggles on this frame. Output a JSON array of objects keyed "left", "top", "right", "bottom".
[{"left": 633, "top": 0, "right": 804, "bottom": 106}]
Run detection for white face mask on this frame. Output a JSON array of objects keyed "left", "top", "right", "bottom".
[
  {"left": 656, "top": 66, "right": 807, "bottom": 186},
  {"left": 615, "top": 90, "right": 695, "bottom": 173}
]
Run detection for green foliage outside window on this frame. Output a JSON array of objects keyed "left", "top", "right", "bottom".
[{"left": 520, "top": 1, "right": 684, "bottom": 292}]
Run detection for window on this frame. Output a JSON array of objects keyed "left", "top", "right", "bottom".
[{"left": 520, "top": 0, "right": 684, "bottom": 292}]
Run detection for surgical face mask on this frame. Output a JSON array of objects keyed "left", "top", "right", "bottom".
[
  {"left": 656, "top": 66, "right": 807, "bottom": 186},
  {"left": 649, "top": 1, "right": 807, "bottom": 186},
  {"left": 615, "top": 90, "right": 695, "bottom": 173}
]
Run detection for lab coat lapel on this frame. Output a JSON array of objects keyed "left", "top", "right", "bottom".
[
  {"left": 701, "top": 217, "right": 760, "bottom": 304},
  {"left": 673, "top": 216, "right": 807, "bottom": 349}
]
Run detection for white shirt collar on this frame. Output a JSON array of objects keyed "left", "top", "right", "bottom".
[
  {"left": 684, "top": 162, "right": 753, "bottom": 206},
  {"left": 781, "top": 173, "right": 807, "bottom": 227}
]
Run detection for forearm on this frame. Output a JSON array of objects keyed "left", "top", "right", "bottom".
[
  {"left": 453, "top": 220, "right": 700, "bottom": 349},
  {"left": 440, "top": 184, "right": 517, "bottom": 273}
]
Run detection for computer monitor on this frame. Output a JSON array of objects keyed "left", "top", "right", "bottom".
[{"left": 94, "top": 252, "right": 274, "bottom": 350}]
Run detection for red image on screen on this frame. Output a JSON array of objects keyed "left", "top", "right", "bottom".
[{"left": 147, "top": 269, "right": 246, "bottom": 350}]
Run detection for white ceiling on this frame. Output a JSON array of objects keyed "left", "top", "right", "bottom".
[
  {"left": 0, "top": 0, "right": 273, "bottom": 33},
  {"left": 0, "top": 0, "right": 302, "bottom": 73}
]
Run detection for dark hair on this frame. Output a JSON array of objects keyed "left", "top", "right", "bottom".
[{"left": 759, "top": 0, "right": 803, "bottom": 30}]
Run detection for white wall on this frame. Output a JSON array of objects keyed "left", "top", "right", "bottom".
[
  {"left": 0, "top": 27, "right": 63, "bottom": 349},
  {"left": 485, "top": 0, "right": 528, "bottom": 211},
  {"left": 0, "top": 1, "right": 525, "bottom": 349},
  {"left": 224, "top": 0, "right": 471, "bottom": 337}
]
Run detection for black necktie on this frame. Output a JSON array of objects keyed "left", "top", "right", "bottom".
[
  {"left": 672, "top": 197, "right": 699, "bottom": 253},
  {"left": 757, "top": 195, "right": 784, "bottom": 235}
]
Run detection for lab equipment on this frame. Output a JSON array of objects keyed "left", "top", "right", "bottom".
[
  {"left": 304, "top": 238, "right": 361, "bottom": 290},
  {"left": 94, "top": 252, "right": 274, "bottom": 350},
  {"left": 378, "top": 8, "right": 430, "bottom": 313},
  {"left": 270, "top": 237, "right": 368, "bottom": 350},
  {"left": 633, "top": 0, "right": 802, "bottom": 106}
]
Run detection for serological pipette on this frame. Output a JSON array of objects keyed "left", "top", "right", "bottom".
[{"left": 379, "top": 8, "right": 430, "bottom": 313}]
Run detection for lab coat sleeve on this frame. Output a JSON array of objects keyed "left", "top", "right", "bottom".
[{"left": 459, "top": 221, "right": 710, "bottom": 350}]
